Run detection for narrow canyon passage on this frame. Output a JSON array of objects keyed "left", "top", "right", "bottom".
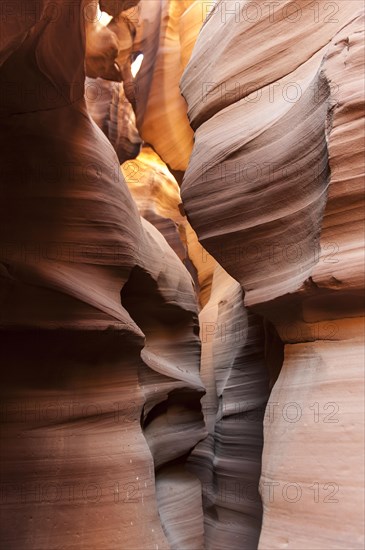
[{"left": 0, "top": 1, "right": 364, "bottom": 550}]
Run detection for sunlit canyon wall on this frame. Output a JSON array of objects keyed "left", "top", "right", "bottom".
[{"left": 0, "top": 1, "right": 364, "bottom": 549}]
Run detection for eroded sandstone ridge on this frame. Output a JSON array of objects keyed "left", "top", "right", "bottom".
[
  {"left": 0, "top": 0, "right": 364, "bottom": 549},
  {"left": 181, "top": 1, "right": 364, "bottom": 548},
  {"left": 0, "top": 2, "right": 205, "bottom": 548}
]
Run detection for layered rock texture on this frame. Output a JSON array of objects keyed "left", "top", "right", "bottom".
[
  {"left": 1, "top": 0, "right": 364, "bottom": 549},
  {"left": 181, "top": 1, "right": 365, "bottom": 548},
  {"left": 0, "top": 2, "right": 205, "bottom": 548}
]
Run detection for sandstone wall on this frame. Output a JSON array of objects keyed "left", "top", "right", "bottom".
[
  {"left": 181, "top": 2, "right": 365, "bottom": 548},
  {"left": 1, "top": 0, "right": 363, "bottom": 548}
]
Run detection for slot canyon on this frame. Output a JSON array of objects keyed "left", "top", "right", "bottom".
[{"left": 0, "top": 1, "right": 364, "bottom": 549}]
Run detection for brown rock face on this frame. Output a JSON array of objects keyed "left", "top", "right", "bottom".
[
  {"left": 0, "top": 2, "right": 204, "bottom": 548},
  {"left": 181, "top": 2, "right": 365, "bottom": 549},
  {"left": 188, "top": 265, "right": 271, "bottom": 549},
  {"left": 137, "top": 0, "right": 199, "bottom": 172},
  {"left": 1, "top": 0, "right": 364, "bottom": 549}
]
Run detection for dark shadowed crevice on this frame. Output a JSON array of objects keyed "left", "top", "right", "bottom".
[
  {"left": 121, "top": 264, "right": 206, "bottom": 548},
  {"left": 263, "top": 318, "right": 285, "bottom": 390}
]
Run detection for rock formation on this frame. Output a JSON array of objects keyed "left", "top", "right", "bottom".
[
  {"left": 0, "top": 0, "right": 364, "bottom": 549},
  {"left": 181, "top": 1, "right": 365, "bottom": 548},
  {"left": 0, "top": 2, "right": 205, "bottom": 548},
  {"left": 136, "top": 0, "right": 196, "bottom": 173}
]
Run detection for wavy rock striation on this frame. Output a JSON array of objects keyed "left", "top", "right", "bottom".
[
  {"left": 181, "top": 1, "right": 365, "bottom": 548},
  {"left": 1, "top": 0, "right": 364, "bottom": 548},
  {"left": 188, "top": 264, "right": 271, "bottom": 549},
  {"left": 136, "top": 0, "right": 207, "bottom": 173},
  {"left": 0, "top": 2, "right": 205, "bottom": 548},
  {"left": 85, "top": 76, "right": 142, "bottom": 163}
]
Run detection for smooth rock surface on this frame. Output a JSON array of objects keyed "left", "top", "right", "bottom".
[
  {"left": 0, "top": 2, "right": 204, "bottom": 548},
  {"left": 1, "top": 0, "right": 364, "bottom": 548},
  {"left": 181, "top": 2, "right": 365, "bottom": 548}
]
